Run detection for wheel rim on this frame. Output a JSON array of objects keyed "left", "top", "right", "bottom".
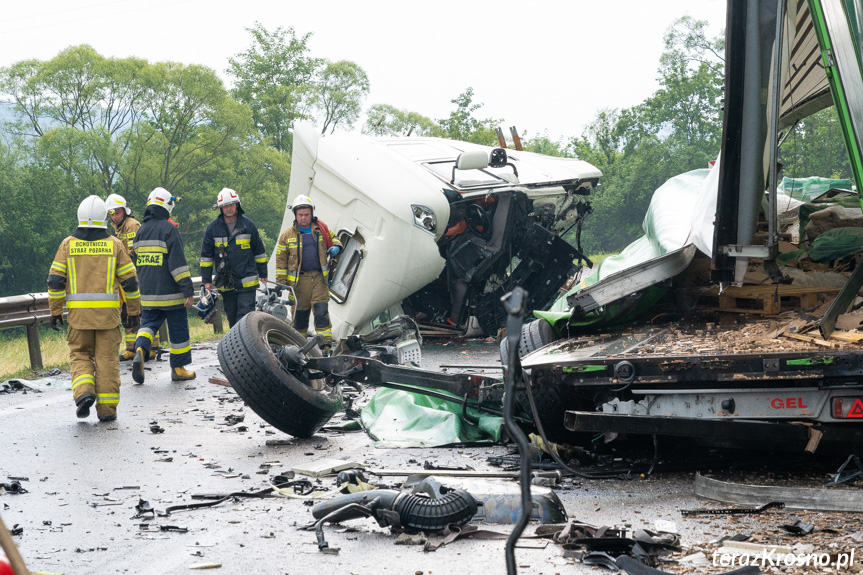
[{"left": 263, "top": 328, "right": 328, "bottom": 391}]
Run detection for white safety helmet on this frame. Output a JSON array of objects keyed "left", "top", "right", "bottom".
[
  {"left": 147, "top": 187, "right": 176, "bottom": 214},
  {"left": 215, "top": 187, "right": 241, "bottom": 209},
  {"left": 291, "top": 194, "right": 315, "bottom": 214},
  {"left": 105, "top": 193, "right": 131, "bottom": 216},
  {"left": 77, "top": 195, "right": 108, "bottom": 229}
]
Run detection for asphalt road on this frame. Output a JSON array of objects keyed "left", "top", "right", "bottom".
[{"left": 0, "top": 338, "right": 825, "bottom": 575}]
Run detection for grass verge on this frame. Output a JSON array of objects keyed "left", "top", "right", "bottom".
[{"left": 0, "top": 316, "right": 223, "bottom": 381}]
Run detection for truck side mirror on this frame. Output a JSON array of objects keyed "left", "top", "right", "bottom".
[{"left": 489, "top": 148, "right": 507, "bottom": 168}]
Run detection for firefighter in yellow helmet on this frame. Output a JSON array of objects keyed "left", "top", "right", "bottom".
[
  {"left": 47, "top": 195, "right": 141, "bottom": 422},
  {"left": 275, "top": 194, "right": 341, "bottom": 350},
  {"left": 106, "top": 193, "right": 161, "bottom": 361}
]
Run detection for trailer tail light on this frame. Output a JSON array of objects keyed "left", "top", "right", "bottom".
[{"left": 832, "top": 397, "right": 863, "bottom": 419}]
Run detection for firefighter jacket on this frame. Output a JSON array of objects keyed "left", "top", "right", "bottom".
[
  {"left": 133, "top": 206, "right": 194, "bottom": 310},
  {"left": 111, "top": 215, "right": 141, "bottom": 259},
  {"left": 275, "top": 221, "right": 342, "bottom": 286},
  {"left": 200, "top": 209, "right": 267, "bottom": 293},
  {"left": 47, "top": 228, "right": 140, "bottom": 330}
]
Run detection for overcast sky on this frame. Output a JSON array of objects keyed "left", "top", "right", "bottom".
[{"left": 0, "top": 0, "right": 727, "bottom": 142}]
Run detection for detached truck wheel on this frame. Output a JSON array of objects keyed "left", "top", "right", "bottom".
[{"left": 217, "top": 311, "right": 343, "bottom": 437}]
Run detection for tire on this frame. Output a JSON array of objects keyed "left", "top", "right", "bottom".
[
  {"left": 217, "top": 311, "right": 343, "bottom": 437},
  {"left": 498, "top": 318, "right": 557, "bottom": 364},
  {"left": 499, "top": 319, "right": 592, "bottom": 446},
  {"left": 499, "top": 318, "right": 557, "bottom": 426}
]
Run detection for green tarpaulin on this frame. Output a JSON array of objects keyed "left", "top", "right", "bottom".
[
  {"left": 809, "top": 227, "right": 863, "bottom": 262},
  {"left": 360, "top": 387, "right": 503, "bottom": 447}
]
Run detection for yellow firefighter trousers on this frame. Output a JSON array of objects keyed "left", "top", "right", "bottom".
[
  {"left": 69, "top": 326, "right": 122, "bottom": 418},
  {"left": 292, "top": 271, "right": 333, "bottom": 344}
]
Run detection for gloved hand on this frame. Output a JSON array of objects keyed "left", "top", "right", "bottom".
[
  {"left": 127, "top": 314, "right": 141, "bottom": 331},
  {"left": 49, "top": 314, "right": 64, "bottom": 331},
  {"left": 327, "top": 246, "right": 341, "bottom": 257}
]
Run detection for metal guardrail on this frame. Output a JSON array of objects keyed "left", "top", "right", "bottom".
[{"left": 0, "top": 277, "right": 223, "bottom": 371}]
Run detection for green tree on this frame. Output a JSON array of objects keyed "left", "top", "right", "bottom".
[
  {"left": 780, "top": 107, "right": 852, "bottom": 179},
  {"left": 568, "top": 109, "right": 623, "bottom": 171},
  {"left": 363, "top": 104, "right": 442, "bottom": 137},
  {"left": 0, "top": 148, "right": 76, "bottom": 296},
  {"left": 0, "top": 46, "right": 288, "bottom": 296},
  {"left": 438, "top": 87, "right": 500, "bottom": 146},
  {"left": 0, "top": 46, "right": 153, "bottom": 195},
  {"left": 521, "top": 132, "right": 570, "bottom": 157},
  {"left": 571, "top": 17, "right": 725, "bottom": 254},
  {"left": 125, "top": 62, "right": 254, "bottom": 196},
  {"left": 311, "top": 60, "right": 370, "bottom": 134},
  {"left": 227, "top": 23, "right": 320, "bottom": 152}
]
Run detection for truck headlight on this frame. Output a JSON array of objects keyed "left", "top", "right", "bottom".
[{"left": 411, "top": 204, "right": 436, "bottom": 234}]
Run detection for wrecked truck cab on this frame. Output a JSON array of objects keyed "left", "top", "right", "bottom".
[
  {"left": 221, "top": 125, "right": 601, "bottom": 439},
  {"left": 272, "top": 122, "right": 601, "bottom": 343}
]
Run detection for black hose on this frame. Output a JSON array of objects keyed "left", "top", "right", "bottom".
[
  {"left": 392, "top": 489, "right": 477, "bottom": 531},
  {"left": 312, "top": 491, "right": 398, "bottom": 521},
  {"left": 501, "top": 287, "right": 532, "bottom": 575}
]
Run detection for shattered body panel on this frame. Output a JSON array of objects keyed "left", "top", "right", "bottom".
[{"left": 270, "top": 123, "right": 600, "bottom": 341}]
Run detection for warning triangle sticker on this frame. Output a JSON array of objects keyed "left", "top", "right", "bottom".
[{"left": 848, "top": 399, "right": 863, "bottom": 418}]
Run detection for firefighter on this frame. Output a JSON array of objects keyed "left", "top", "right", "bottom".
[
  {"left": 47, "top": 195, "right": 141, "bottom": 422},
  {"left": 106, "top": 193, "right": 162, "bottom": 361},
  {"left": 131, "top": 187, "right": 196, "bottom": 383},
  {"left": 275, "top": 194, "right": 341, "bottom": 350},
  {"left": 200, "top": 188, "right": 268, "bottom": 327}
]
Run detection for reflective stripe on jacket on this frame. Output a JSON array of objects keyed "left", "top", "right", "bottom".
[
  {"left": 200, "top": 213, "right": 267, "bottom": 292},
  {"left": 47, "top": 235, "right": 140, "bottom": 329},
  {"left": 133, "top": 211, "right": 193, "bottom": 310},
  {"left": 274, "top": 222, "right": 341, "bottom": 286},
  {"left": 111, "top": 216, "right": 140, "bottom": 258}
]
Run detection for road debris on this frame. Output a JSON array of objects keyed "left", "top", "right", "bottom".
[
  {"left": 680, "top": 501, "right": 785, "bottom": 517},
  {"left": 695, "top": 472, "right": 863, "bottom": 512},
  {"left": 135, "top": 499, "right": 155, "bottom": 518},
  {"left": 0, "top": 482, "right": 27, "bottom": 495},
  {"left": 306, "top": 484, "right": 478, "bottom": 552},
  {"left": 292, "top": 458, "right": 363, "bottom": 477},
  {"left": 825, "top": 454, "right": 863, "bottom": 486},
  {"left": 139, "top": 524, "right": 188, "bottom": 533}
]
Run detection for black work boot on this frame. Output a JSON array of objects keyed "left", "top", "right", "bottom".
[
  {"left": 76, "top": 393, "right": 96, "bottom": 419},
  {"left": 98, "top": 414, "right": 117, "bottom": 422},
  {"left": 132, "top": 346, "right": 145, "bottom": 384}
]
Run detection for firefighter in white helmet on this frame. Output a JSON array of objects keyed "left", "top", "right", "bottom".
[
  {"left": 200, "top": 187, "right": 268, "bottom": 327},
  {"left": 275, "top": 194, "right": 342, "bottom": 351},
  {"left": 105, "top": 193, "right": 162, "bottom": 361},
  {"left": 130, "top": 187, "right": 196, "bottom": 384},
  {"left": 47, "top": 195, "right": 141, "bottom": 422}
]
